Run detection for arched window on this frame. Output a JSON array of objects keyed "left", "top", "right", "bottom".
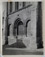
[
  {"left": 8, "top": 24, "right": 11, "bottom": 36},
  {"left": 23, "top": 2, "right": 25, "bottom": 7},
  {"left": 25, "top": 19, "right": 30, "bottom": 37}
]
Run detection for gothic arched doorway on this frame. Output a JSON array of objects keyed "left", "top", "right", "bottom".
[
  {"left": 13, "top": 18, "right": 26, "bottom": 48},
  {"left": 13, "top": 18, "right": 24, "bottom": 36},
  {"left": 13, "top": 18, "right": 21, "bottom": 36},
  {"left": 18, "top": 21, "right": 24, "bottom": 35}
]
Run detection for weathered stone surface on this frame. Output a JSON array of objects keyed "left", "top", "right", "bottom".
[{"left": 3, "top": 2, "right": 38, "bottom": 50}]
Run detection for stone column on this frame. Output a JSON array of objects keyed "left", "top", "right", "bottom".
[
  {"left": 10, "top": 24, "right": 13, "bottom": 36},
  {"left": 12, "top": 2, "right": 15, "bottom": 12},
  {"left": 5, "top": 2, "right": 8, "bottom": 45}
]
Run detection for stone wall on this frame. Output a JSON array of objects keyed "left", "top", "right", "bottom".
[
  {"left": 2, "top": 2, "right": 38, "bottom": 50},
  {"left": 7, "top": 3, "right": 38, "bottom": 50}
]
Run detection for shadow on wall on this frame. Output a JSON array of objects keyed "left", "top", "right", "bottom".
[{"left": 36, "top": 2, "right": 43, "bottom": 49}]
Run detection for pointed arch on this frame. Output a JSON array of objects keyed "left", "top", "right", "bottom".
[
  {"left": 26, "top": 19, "right": 30, "bottom": 27},
  {"left": 25, "top": 19, "right": 31, "bottom": 37},
  {"left": 13, "top": 18, "right": 23, "bottom": 36},
  {"left": 14, "top": 18, "right": 21, "bottom": 28},
  {"left": 13, "top": 18, "right": 21, "bottom": 36}
]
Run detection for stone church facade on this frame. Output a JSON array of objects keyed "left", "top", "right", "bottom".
[{"left": 2, "top": 2, "right": 43, "bottom": 50}]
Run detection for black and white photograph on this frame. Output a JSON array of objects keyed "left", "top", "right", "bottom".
[{"left": 2, "top": 2, "right": 43, "bottom": 55}]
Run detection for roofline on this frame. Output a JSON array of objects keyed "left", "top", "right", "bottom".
[{"left": 8, "top": 4, "right": 32, "bottom": 16}]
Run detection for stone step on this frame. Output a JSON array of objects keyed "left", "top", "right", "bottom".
[{"left": 8, "top": 36, "right": 37, "bottom": 49}]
